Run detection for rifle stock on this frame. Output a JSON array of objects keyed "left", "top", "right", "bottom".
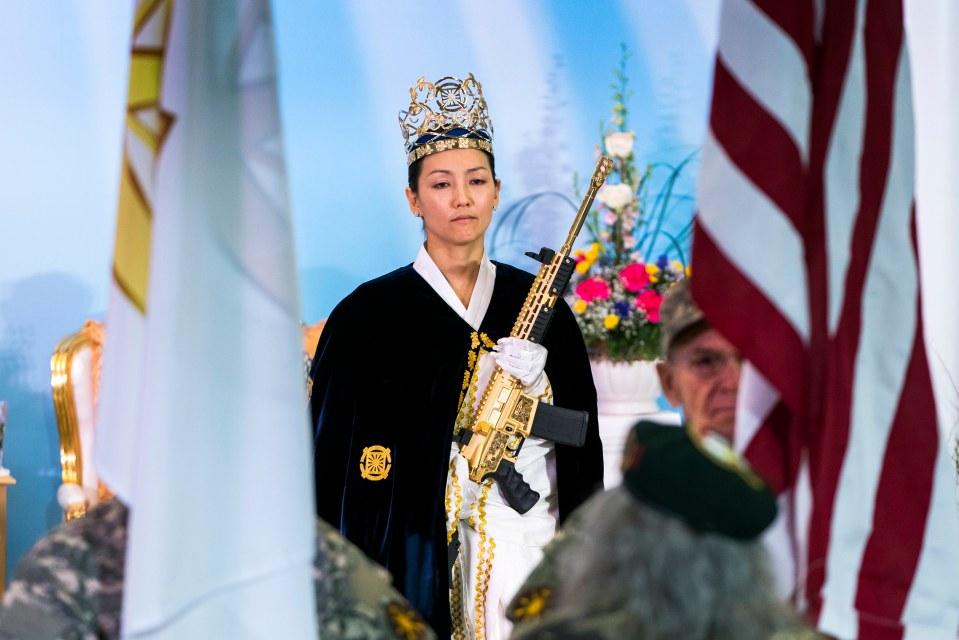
[{"left": 459, "top": 156, "right": 612, "bottom": 513}]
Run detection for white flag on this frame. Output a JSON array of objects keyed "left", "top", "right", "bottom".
[{"left": 96, "top": 0, "right": 317, "bottom": 637}]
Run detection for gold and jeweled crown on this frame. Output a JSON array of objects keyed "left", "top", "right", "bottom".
[{"left": 398, "top": 73, "right": 494, "bottom": 166}]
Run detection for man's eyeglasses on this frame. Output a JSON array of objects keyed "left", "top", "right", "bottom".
[{"left": 670, "top": 349, "right": 743, "bottom": 378}]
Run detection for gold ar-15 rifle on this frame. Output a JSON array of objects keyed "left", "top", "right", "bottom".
[{"left": 456, "top": 156, "right": 613, "bottom": 514}]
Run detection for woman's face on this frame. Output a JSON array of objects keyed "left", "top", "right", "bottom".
[{"left": 405, "top": 148, "right": 500, "bottom": 253}]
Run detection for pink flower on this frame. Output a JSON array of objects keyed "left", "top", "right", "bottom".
[
  {"left": 575, "top": 277, "right": 611, "bottom": 303},
  {"left": 619, "top": 263, "right": 650, "bottom": 292},
  {"left": 636, "top": 289, "right": 663, "bottom": 322}
]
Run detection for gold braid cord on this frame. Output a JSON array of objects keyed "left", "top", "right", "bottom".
[
  {"left": 537, "top": 379, "right": 553, "bottom": 404},
  {"left": 447, "top": 460, "right": 467, "bottom": 640},
  {"left": 450, "top": 554, "right": 467, "bottom": 640},
  {"left": 447, "top": 331, "right": 502, "bottom": 638},
  {"left": 454, "top": 333, "right": 495, "bottom": 437},
  {"left": 471, "top": 480, "right": 496, "bottom": 640},
  {"left": 446, "top": 462, "right": 463, "bottom": 545}
]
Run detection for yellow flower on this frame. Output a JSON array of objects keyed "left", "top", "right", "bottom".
[
  {"left": 586, "top": 243, "right": 601, "bottom": 261},
  {"left": 649, "top": 274, "right": 659, "bottom": 283},
  {"left": 671, "top": 260, "right": 685, "bottom": 272},
  {"left": 603, "top": 315, "right": 620, "bottom": 329},
  {"left": 645, "top": 264, "right": 660, "bottom": 275},
  {"left": 686, "top": 264, "right": 692, "bottom": 277},
  {"left": 572, "top": 299, "right": 588, "bottom": 314},
  {"left": 575, "top": 260, "right": 592, "bottom": 274}
]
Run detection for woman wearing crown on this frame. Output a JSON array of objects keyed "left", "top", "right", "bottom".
[{"left": 308, "top": 74, "right": 604, "bottom": 639}]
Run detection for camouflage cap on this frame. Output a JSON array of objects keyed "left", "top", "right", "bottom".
[{"left": 659, "top": 279, "right": 705, "bottom": 355}]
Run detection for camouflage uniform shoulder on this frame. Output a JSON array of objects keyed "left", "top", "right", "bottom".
[
  {"left": 313, "top": 518, "right": 435, "bottom": 640},
  {"left": 0, "top": 499, "right": 128, "bottom": 640}
]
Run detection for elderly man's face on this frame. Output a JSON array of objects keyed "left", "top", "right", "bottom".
[{"left": 656, "top": 328, "right": 741, "bottom": 441}]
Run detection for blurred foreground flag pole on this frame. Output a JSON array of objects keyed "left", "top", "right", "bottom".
[
  {"left": 95, "top": 0, "right": 318, "bottom": 637},
  {"left": 692, "top": 0, "right": 959, "bottom": 638}
]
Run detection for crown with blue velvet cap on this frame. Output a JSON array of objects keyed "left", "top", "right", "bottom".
[
  {"left": 622, "top": 421, "right": 777, "bottom": 540},
  {"left": 398, "top": 73, "right": 494, "bottom": 166}
]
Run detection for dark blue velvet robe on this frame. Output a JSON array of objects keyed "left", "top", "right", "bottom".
[{"left": 308, "top": 261, "right": 603, "bottom": 638}]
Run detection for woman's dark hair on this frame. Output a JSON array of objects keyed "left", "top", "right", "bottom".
[{"left": 407, "top": 150, "right": 497, "bottom": 192}]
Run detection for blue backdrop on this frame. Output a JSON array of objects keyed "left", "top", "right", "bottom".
[{"left": 0, "top": 0, "right": 720, "bottom": 578}]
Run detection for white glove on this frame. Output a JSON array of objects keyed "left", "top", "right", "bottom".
[{"left": 494, "top": 337, "right": 548, "bottom": 390}]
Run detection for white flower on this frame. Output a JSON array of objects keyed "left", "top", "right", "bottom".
[
  {"left": 604, "top": 131, "right": 635, "bottom": 158},
  {"left": 623, "top": 235, "right": 638, "bottom": 249},
  {"left": 603, "top": 210, "right": 618, "bottom": 225},
  {"left": 597, "top": 183, "right": 634, "bottom": 210}
]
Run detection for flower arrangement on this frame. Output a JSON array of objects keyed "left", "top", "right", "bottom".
[{"left": 567, "top": 46, "right": 692, "bottom": 363}]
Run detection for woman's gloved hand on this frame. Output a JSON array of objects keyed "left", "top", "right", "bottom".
[{"left": 493, "top": 337, "right": 548, "bottom": 390}]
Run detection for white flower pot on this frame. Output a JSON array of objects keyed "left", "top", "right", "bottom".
[
  {"left": 589, "top": 359, "right": 662, "bottom": 415},
  {"left": 589, "top": 359, "right": 679, "bottom": 487}
]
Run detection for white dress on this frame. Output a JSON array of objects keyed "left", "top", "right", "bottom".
[{"left": 413, "top": 246, "right": 558, "bottom": 640}]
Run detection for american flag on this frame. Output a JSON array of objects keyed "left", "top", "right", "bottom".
[{"left": 692, "top": 0, "right": 959, "bottom": 638}]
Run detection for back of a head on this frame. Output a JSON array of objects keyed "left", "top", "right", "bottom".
[
  {"left": 510, "top": 422, "right": 804, "bottom": 640},
  {"left": 556, "top": 491, "right": 785, "bottom": 639}
]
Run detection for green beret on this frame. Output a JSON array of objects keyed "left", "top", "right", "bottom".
[{"left": 621, "top": 421, "right": 777, "bottom": 540}]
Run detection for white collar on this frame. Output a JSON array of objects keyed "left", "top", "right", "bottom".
[{"left": 413, "top": 244, "right": 496, "bottom": 331}]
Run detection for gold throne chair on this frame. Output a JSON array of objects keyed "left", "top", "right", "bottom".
[
  {"left": 50, "top": 319, "right": 327, "bottom": 519},
  {"left": 50, "top": 320, "right": 111, "bottom": 519}
]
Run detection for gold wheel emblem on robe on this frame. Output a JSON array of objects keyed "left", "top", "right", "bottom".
[{"left": 360, "top": 445, "right": 392, "bottom": 481}]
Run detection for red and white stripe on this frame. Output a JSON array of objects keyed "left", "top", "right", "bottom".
[{"left": 693, "top": 0, "right": 959, "bottom": 638}]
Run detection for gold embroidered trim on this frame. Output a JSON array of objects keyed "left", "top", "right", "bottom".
[
  {"left": 446, "top": 461, "right": 463, "bottom": 544},
  {"left": 472, "top": 480, "right": 496, "bottom": 640},
  {"left": 447, "top": 459, "right": 467, "bottom": 640},
  {"left": 538, "top": 378, "right": 553, "bottom": 403},
  {"left": 407, "top": 137, "right": 493, "bottom": 166},
  {"left": 454, "top": 332, "right": 494, "bottom": 436},
  {"left": 450, "top": 554, "right": 467, "bottom": 640},
  {"left": 450, "top": 330, "right": 500, "bottom": 638}
]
